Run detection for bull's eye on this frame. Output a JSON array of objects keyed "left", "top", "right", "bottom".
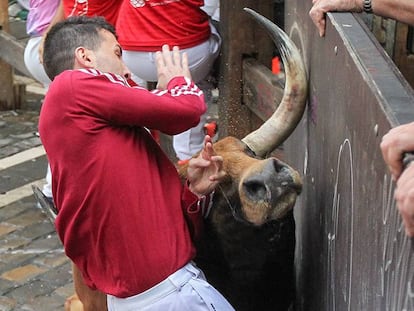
[{"left": 243, "top": 180, "right": 267, "bottom": 201}]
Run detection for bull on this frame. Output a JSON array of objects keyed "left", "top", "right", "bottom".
[
  {"left": 184, "top": 9, "right": 307, "bottom": 310},
  {"left": 53, "top": 8, "right": 308, "bottom": 311}
]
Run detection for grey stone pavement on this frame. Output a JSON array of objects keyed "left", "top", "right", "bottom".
[{"left": 0, "top": 81, "right": 75, "bottom": 311}]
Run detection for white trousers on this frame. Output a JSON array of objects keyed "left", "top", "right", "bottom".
[
  {"left": 24, "top": 36, "right": 51, "bottom": 89},
  {"left": 43, "top": 164, "right": 53, "bottom": 198},
  {"left": 107, "top": 262, "right": 234, "bottom": 311},
  {"left": 24, "top": 36, "right": 53, "bottom": 198},
  {"left": 123, "top": 24, "right": 221, "bottom": 160}
]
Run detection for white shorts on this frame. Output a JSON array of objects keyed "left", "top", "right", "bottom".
[
  {"left": 106, "top": 262, "right": 234, "bottom": 311},
  {"left": 122, "top": 23, "right": 221, "bottom": 84}
]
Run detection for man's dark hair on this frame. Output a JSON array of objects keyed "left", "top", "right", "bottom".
[{"left": 43, "top": 16, "right": 117, "bottom": 80}]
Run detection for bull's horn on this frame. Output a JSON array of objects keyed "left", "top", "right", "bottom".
[{"left": 241, "top": 8, "right": 307, "bottom": 157}]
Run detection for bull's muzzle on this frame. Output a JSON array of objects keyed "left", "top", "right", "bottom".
[{"left": 239, "top": 158, "right": 302, "bottom": 225}]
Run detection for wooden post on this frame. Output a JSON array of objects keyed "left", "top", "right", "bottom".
[
  {"left": 0, "top": 0, "right": 14, "bottom": 110},
  {"left": 394, "top": 23, "right": 414, "bottom": 87},
  {"left": 218, "top": 0, "right": 274, "bottom": 139}
]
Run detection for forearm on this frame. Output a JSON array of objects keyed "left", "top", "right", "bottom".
[
  {"left": 44, "top": 1, "right": 65, "bottom": 36},
  {"left": 85, "top": 75, "right": 205, "bottom": 134},
  {"left": 310, "top": 0, "right": 414, "bottom": 37},
  {"left": 39, "top": 1, "right": 64, "bottom": 61},
  {"left": 371, "top": 0, "right": 414, "bottom": 25}
]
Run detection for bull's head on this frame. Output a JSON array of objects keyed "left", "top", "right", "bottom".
[
  {"left": 183, "top": 8, "right": 307, "bottom": 227},
  {"left": 210, "top": 137, "right": 302, "bottom": 226}
]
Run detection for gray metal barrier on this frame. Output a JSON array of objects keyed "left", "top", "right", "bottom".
[{"left": 283, "top": 2, "right": 414, "bottom": 310}]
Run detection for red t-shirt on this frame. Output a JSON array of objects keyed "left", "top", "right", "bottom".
[
  {"left": 63, "top": 0, "right": 121, "bottom": 27},
  {"left": 116, "top": 0, "right": 211, "bottom": 51},
  {"left": 39, "top": 69, "right": 206, "bottom": 297}
]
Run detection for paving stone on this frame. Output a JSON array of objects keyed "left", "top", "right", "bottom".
[
  {"left": 0, "top": 146, "right": 20, "bottom": 158},
  {"left": 0, "top": 202, "right": 30, "bottom": 222},
  {"left": 9, "top": 132, "right": 37, "bottom": 140},
  {"left": 34, "top": 252, "right": 69, "bottom": 269},
  {"left": 2, "top": 157, "right": 47, "bottom": 193},
  {"left": 1, "top": 264, "right": 47, "bottom": 283},
  {"left": 19, "top": 221, "right": 55, "bottom": 241},
  {"left": 0, "top": 138, "right": 14, "bottom": 148},
  {"left": 0, "top": 278, "right": 17, "bottom": 295},
  {"left": 21, "top": 294, "right": 64, "bottom": 311},
  {"left": 6, "top": 279, "right": 56, "bottom": 305},
  {"left": 0, "top": 251, "right": 35, "bottom": 270},
  {"left": 0, "top": 296, "right": 17, "bottom": 311},
  {"left": 27, "top": 235, "right": 62, "bottom": 252},
  {"left": 0, "top": 223, "right": 19, "bottom": 237},
  {"left": 0, "top": 109, "right": 41, "bottom": 158},
  {"left": 20, "top": 121, "right": 36, "bottom": 127},
  {"left": 15, "top": 137, "right": 42, "bottom": 149},
  {"left": 0, "top": 235, "right": 32, "bottom": 252},
  {"left": 54, "top": 282, "right": 76, "bottom": 300},
  {"left": 0, "top": 171, "right": 11, "bottom": 183},
  {"left": 6, "top": 208, "right": 46, "bottom": 227},
  {"left": 37, "top": 261, "right": 73, "bottom": 287}
]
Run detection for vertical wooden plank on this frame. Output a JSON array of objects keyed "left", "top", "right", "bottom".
[
  {"left": 0, "top": 0, "right": 14, "bottom": 110},
  {"left": 219, "top": 0, "right": 273, "bottom": 139},
  {"left": 394, "top": 23, "right": 414, "bottom": 87}
]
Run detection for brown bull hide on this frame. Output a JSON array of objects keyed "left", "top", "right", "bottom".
[{"left": 179, "top": 136, "right": 302, "bottom": 311}]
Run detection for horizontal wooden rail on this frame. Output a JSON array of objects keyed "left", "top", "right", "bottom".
[
  {"left": 0, "top": 30, "right": 32, "bottom": 78},
  {"left": 242, "top": 58, "right": 284, "bottom": 121}
]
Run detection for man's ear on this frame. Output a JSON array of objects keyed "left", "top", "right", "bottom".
[{"left": 74, "top": 47, "right": 96, "bottom": 68}]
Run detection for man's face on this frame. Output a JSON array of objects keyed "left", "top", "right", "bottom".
[{"left": 92, "top": 29, "right": 131, "bottom": 78}]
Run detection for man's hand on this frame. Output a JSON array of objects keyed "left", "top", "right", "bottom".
[
  {"left": 309, "top": 0, "right": 362, "bottom": 37},
  {"left": 394, "top": 164, "right": 414, "bottom": 237},
  {"left": 155, "top": 45, "right": 192, "bottom": 90},
  {"left": 380, "top": 122, "right": 414, "bottom": 181},
  {"left": 187, "top": 136, "right": 226, "bottom": 197},
  {"left": 380, "top": 122, "right": 414, "bottom": 237}
]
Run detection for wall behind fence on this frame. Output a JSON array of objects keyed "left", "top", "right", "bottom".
[{"left": 283, "top": 2, "right": 414, "bottom": 310}]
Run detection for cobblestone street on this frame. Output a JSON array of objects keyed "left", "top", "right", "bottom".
[{"left": 0, "top": 85, "right": 75, "bottom": 311}]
